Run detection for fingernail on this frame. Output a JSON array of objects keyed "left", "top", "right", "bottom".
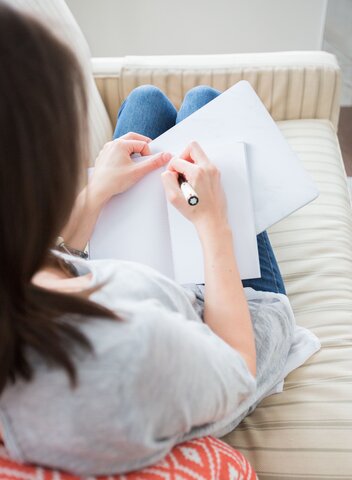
[{"left": 163, "top": 152, "right": 172, "bottom": 161}]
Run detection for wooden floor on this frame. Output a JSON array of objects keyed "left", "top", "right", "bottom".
[{"left": 338, "top": 106, "right": 352, "bottom": 177}]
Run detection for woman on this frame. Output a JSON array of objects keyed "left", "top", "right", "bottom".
[{"left": 0, "top": 4, "right": 300, "bottom": 477}]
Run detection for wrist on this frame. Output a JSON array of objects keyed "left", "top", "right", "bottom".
[
  {"left": 86, "top": 180, "right": 111, "bottom": 208},
  {"left": 195, "top": 218, "right": 232, "bottom": 243}
]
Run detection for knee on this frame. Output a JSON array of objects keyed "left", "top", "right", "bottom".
[
  {"left": 128, "top": 84, "right": 167, "bottom": 103},
  {"left": 184, "top": 85, "right": 220, "bottom": 103}
]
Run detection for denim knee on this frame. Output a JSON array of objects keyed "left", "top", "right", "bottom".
[
  {"left": 116, "top": 84, "right": 177, "bottom": 140},
  {"left": 184, "top": 85, "right": 220, "bottom": 102},
  {"left": 127, "top": 85, "right": 167, "bottom": 102},
  {"left": 118, "top": 85, "right": 171, "bottom": 121}
]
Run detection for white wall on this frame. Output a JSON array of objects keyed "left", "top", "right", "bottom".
[
  {"left": 66, "top": 0, "right": 327, "bottom": 57},
  {"left": 323, "top": 0, "right": 352, "bottom": 106}
]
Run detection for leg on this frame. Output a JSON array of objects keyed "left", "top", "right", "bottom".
[
  {"left": 242, "top": 231, "right": 286, "bottom": 295},
  {"left": 113, "top": 85, "right": 177, "bottom": 140},
  {"left": 176, "top": 85, "right": 221, "bottom": 123}
]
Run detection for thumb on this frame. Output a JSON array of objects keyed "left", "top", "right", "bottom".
[{"left": 134, "top": 152, "right": 172, "bottom": 177}]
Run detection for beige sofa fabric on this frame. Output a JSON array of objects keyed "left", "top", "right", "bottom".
[
  {"left": 222, "top": 119, "right": 352, "bottom": 479},
  {"left": 92, "top": 52, "right": 341, "bottom": 131}
]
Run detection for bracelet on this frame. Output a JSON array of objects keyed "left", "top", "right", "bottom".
[{"left": 56, "top": 236, "right": 89, "bottom": 260}]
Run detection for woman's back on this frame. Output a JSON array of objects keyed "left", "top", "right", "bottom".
[{"left": 0, "top": 253, "right": 298, "bottom": 476}]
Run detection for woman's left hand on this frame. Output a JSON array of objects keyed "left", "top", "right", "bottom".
[{"left": 89, "top": 132, "right": 172, "bottom": 203}]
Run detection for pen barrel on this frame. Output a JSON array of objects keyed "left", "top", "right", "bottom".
[{"left": 180, "top": 181, "right": 199, "bottom": 206}]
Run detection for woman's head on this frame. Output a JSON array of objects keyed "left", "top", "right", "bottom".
[{"left": 0, "top": 3, "right": 114, "bottom": 392}]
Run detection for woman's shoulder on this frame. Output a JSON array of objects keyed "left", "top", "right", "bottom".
[
  {"left": 56, "top": 250, "right": 191, "bottom": 299},
  {"left": 53, "top": 250, "right": 202, "bottom": 321}
]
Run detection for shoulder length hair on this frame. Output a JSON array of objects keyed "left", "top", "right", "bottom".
[{"left": 0, "top": 3, "right": 116, "bottom": 393}]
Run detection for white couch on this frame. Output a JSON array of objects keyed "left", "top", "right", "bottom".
[
  {"left": 8, "top": 0, "right": 352, "bottom": 478},
  {"left": 93, "top": 53, "right": 352, "bottom": 479}
]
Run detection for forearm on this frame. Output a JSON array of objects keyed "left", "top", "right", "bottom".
[
  {"left": 197, "top": 220, "right": 256, "bottom": 377},
  {"left": 60, "top": 184, "right": 108, "bottom": 251}
]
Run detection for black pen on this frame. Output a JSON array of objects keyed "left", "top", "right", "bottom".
[{"left": 177, "top": 173, "right": 199, "bottom": 206}]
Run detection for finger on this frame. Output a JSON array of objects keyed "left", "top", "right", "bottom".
[
  {"left": 134, "top": 152, "right": 172, "bottom": 177},
  {"left": 167, "top": 156, "right": 198, "bottom": 179},
  {"left": 120, "top": 139, "right": 151, "bottom": 156},
  {"left": 161, "top": 170, "right": 184, "bottom": 205},
  {"left": 119, "top": 132, "right": 152, "bottom": 143},
  {"left": 180, "top": 141, "right": 209, "bottom": 166}
]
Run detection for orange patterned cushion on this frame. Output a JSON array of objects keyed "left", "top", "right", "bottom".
[{"left": 0, "top": 436, "right": 257, "bottom": 479}]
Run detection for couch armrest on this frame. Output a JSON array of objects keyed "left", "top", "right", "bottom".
[{"left": 92, "top": 51, "right": 341, "bottom": 130}]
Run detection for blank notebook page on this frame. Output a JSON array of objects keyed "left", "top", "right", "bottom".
[
  {"left": 167, "top": 142, "right": 260, "bottom": 284},
  {"left": 88, "top": 162, "right": 175, "bottom": 279},
  {"left": 89, "top": 142, "right": 260, "bottom": 284}
]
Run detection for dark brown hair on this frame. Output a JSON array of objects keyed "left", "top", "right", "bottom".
[{"left": 0, "top": 3, "right": 116, "bottom": 393}]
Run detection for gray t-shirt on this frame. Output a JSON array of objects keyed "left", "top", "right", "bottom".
[{"left": 0, "top": 252, "right": 313, "bottom": 476}]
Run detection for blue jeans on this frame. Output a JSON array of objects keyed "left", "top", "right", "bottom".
[{"left": 114, "top": 85, "right": 286, "bottom": 295}]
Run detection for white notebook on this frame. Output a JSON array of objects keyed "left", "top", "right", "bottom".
[
  {"left": 89, "top": 80, "right": 319, "bottom": 283},
  {"left": 89, "top": 141, "right": 260, "bottom": 284}
]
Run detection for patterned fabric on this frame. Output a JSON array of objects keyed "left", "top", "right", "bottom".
[{"left": 0, "top": 437, "right": 257, "bottom": 480}]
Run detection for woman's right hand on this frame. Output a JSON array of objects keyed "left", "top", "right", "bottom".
[{"left": 161, "top": 141, "right": 228, "bottom": 232}]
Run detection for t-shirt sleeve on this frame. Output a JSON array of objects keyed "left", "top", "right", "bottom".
[{"left": 131, "top": 304, "right": 256, "bottom": 441}]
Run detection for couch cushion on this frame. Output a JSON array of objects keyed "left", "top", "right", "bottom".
[
  {"left": 222, "top": 119, "right": 352, "bottom": 480},
  {"left": 0, "top": 437, "right": 257, "bottom": 479},
  {"left": 4, "top": 0, "right": 113, "bottom": 164}
]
